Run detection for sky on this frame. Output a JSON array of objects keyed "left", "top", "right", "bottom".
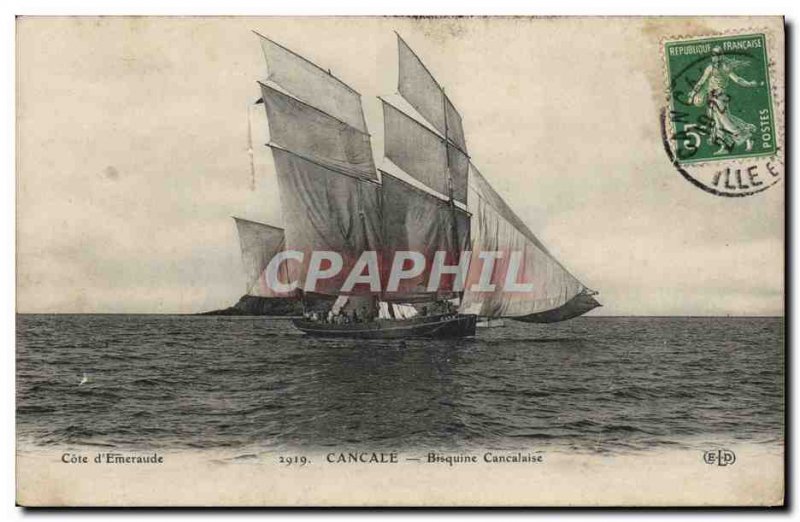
[{"left": 16, "top": 16, "right": 784, "bottom": 315}]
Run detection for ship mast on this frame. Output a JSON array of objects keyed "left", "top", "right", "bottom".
[
  {"left": 379, "top": 33, "right": 472, "bottom": 303},
  {"left": 443, "top": 86, "right": 464, "bottom": 303}
]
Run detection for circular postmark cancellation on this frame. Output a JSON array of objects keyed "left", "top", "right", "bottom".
[{"left": 661, "top": 32, "right": 784, "bottom": 197}]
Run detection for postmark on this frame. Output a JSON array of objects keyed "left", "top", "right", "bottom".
[{"left": 661, "top": 32, "right": 784, "bottom": 197}]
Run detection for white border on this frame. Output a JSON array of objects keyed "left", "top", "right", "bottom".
[{"left": 4, "top": 1, "right": 797, "bottom": 519}]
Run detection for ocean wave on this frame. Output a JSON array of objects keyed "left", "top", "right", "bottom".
[{"left": 16, "top": 315, "right": 784, "bottom": 454}]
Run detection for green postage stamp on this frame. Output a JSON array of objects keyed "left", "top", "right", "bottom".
[
  {"left": 665, "top": 33, "right": 776, "bottom": 165},
  {"left": 662, "top": 30, "right": 783, "bottom": 197}
]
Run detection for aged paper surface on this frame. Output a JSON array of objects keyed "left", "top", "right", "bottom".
[{"left": 16, "top": 16, "right": 784, "bottom": 506}]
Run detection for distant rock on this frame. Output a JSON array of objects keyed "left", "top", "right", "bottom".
[{"left": 199, "top": 295, "right": 304, "bottom": 316}]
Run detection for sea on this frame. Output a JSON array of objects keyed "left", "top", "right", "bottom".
[{"left": 16, "top": 315, "right": 784, "bottom": 455}]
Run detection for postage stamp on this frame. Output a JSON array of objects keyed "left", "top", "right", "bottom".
[
  {"left": 665, "top": 33, "right": 776, "bottom": 163},
  {"left": 661, "top": 31, "right": 784, "bottom": 197}
]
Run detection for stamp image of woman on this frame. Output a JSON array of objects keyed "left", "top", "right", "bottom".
[{"left": 687, "top": 46, "right": 760, "bottom": 155}]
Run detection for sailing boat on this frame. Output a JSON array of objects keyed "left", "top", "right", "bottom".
[{"left": 247, "top": 31, "right": 600, "bottom": 338}]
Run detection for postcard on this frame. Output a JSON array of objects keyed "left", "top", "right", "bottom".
[{"left": 16, "top": 15, "right": 785, "bottom": 506}]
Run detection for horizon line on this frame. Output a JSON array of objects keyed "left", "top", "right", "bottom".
[{"left": 14, "top": 312, "right": 786, "bottom": 318}]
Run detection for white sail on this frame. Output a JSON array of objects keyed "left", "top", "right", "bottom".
[
  {"left": 233, "top": 217, "right": 293, "bottom": 297},
  {"left": 382, "top": 100, "right": 469, "bottom": 203},
  {"left": 460, "top": 164, "right": 595, "bottom": 318},
  {"left": 381, "top": 172, "right": 470, "bottom": 301},
  {"left": 256, "top": 35, "right": 383, "bottom": 297},
  {"left": 260, "top": 83, "right": 377, "bottom": 181},
  {"left": 252, "top": 32, "right": 598, "bottom": 323},
  {"left": 257, "top": 32, "right": 368, "bottom": 133},
  {"left": 396, "top": 34, "right": 466, "bottom": 151},
  {"left": 271, "top": 147, "right": 383, "bottom": 296}
]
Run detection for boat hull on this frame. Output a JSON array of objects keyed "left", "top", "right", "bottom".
[{"left": 292, "top": 314, "right": 477, "bottom": 339}]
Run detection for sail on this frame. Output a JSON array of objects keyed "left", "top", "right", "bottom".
[
  {"left": 381, "top": 172, "right": 470, "bottom": 301},
  {"left": 382, "top": 100, "right": 468, "bottom": 203},
  {"left": 513, "top": 292, "right": 602, "bottom": 323},
  {"left": 260, "top": 83, "right": 376, "bottom": 181},
  {"left": 271, "top": 147, "right": 383, "bottom": 296},
  {"left": 233, "top": 217, "right": 294, "bottom": 298},
  {"left": 460, "top": 164, "right": 593, "bottom": 318},
  {"left": 257, "top": 32, "right": 367, "bottom": 133},
  {"left": 396, "top": 34, "right": 466, "bottom": 151}
]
